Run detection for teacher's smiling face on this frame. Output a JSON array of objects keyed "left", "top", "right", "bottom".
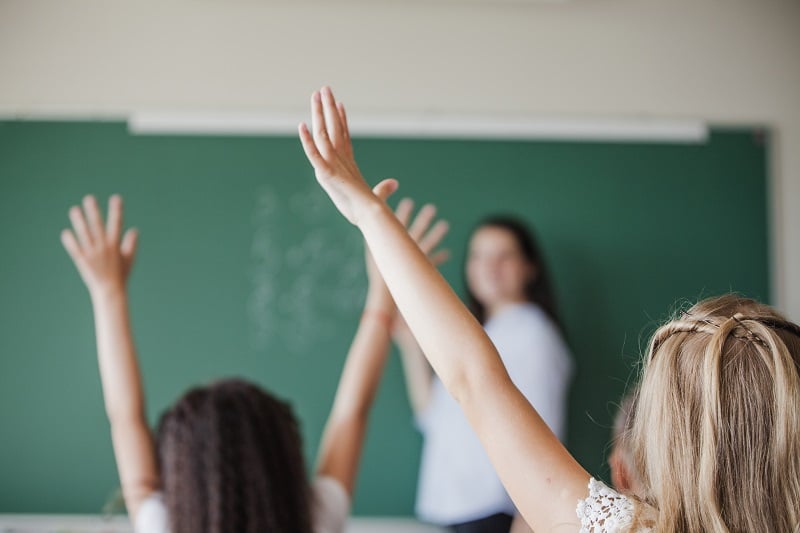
[{"left": 466, "top": 225, "right": 535, "bottom": 310}]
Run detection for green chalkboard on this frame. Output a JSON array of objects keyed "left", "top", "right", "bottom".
[{"left": 0, "top": 121, "right": 769, "bottom": 515}]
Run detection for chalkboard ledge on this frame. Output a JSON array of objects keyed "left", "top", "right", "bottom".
[{"left": 0, "top": 514, "right": 445, "bottom": 532}]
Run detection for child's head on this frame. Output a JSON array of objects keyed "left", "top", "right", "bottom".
[
  {"left": 631, "top": 295, "right": 800, "bottom": 532},
  {"left": 155, "top": 378, "right": 313, "bottom": 533},
  {"left": 465, "top": 216, "right": 561, "bottom": 328},
  {"left": 608, "top": 388, "right": 643, "bottom": 496}
]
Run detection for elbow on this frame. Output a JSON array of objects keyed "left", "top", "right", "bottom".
[
  {"left": 444, "top": 366, "right": 472, "bottom": 406},
  {"left": 446, "top": 356, "right": 511, "bottom": 409}
]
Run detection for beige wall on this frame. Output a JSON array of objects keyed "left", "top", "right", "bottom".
[{"left": 1, "top": 0, "right": 798, "bottom": 318}]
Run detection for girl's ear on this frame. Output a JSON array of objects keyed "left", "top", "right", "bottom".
[{"left": 609, "top": 450, "right": 634, "bottom": 495}]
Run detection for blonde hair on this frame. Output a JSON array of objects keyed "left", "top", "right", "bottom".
[{"left": 629, "top": 294, "right": 800, "bottom": 532}]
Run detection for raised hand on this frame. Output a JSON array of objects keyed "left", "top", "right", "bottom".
[
  {"left": 298, "top": 86, "right": 378, "bottom": 225},
  {"left": 394, "top": 199, "right": 450, "bottom": 268},
  {"left": 61, "top": 195, "right": 138, "bottom": 296}
]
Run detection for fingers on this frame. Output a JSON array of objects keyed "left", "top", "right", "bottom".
[
  {"left": 68, "top": 205, "right": 93, "bottom": 248},
  {"left": 120, "top": 228, "right": 139, "bottom": 271},
  {"left": 337, "top": 102, "right": 353, "bottom": 156},
  {"left": 64, "top": 196, "right": 137, "bottom": 286},
  {"left": 408, "top": 204, "right": 437, "bottom": 241},
  {"left": 430, "top": 249, "right": 451, "bottom": 266},
  {"left": 121, "top": 228, "right": 138, "bottom": 260},
  {"left": 304, "top": 87, "right": 353, "bottom": 164},
  {"left": 60, "top": 229, "right": 88, "bottom": 273},
  {"left": 394, "top": 198, "right": 414, "bottom": 227},
  {"left": 419, "top": 219, "right": 450, "bottom": 255},
  {"left": 320, "top": 86, "right": 345, "bottom": 149},
  {"left": 336, "top": 102, "right": 349, "bottom": 133},
  {"left": 82, "top": 195, "right": 105, "bottom": 242},
  {"left": 372, "top": 178, "right": 399, "bottom": 201},
  {"left": 310, "top": 91, "right": 334, "bottom": 157},
  {"left": 393, "top": 198, "right": 449, "bottom": 263},
  {"left": 105, "top": 194, "right": 123, "bottom": 243},
  {"left": 298, "top": 122, "right": 330, "bottom": 172}
]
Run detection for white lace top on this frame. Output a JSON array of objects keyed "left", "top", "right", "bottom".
[{"left": 576, "top": 478, "right": 656, "bottom": 532}]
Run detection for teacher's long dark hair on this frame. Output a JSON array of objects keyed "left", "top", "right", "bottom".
[
  {"left": 465, "top": 216, "right": 564, "bottom": 333},
  {"left": 155, "top": 378, "right": 313, "bottom": 533}
]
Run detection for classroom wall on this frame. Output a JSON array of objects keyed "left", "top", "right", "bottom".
[{"left": 0, "top": 0, "right": 798, "bottom": 323}]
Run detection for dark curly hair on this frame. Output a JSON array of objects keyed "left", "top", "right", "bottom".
[
  {"left": 465, "top": 215, "right": 563, "bottom": 333},
  {"left": 155, "top": 378, "right": 313, "bottom": 533}
]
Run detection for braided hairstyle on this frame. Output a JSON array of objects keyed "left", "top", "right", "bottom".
[
  {"left": 155, "top": 378, "right": 313, "bottom": 533},
  {"left": 629, "top": 295, "right": 800, "bottom": 532}
]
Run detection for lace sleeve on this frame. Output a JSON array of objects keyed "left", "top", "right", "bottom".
[{"left": 576, "top": 478, "right": 650, "bottom": 532}]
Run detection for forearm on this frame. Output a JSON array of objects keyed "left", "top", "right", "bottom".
[
  {"left": 460, "top": 375, "right": 589, "bottom": 531},
  {"left": 327, "top": 286, "right": 394, "bottom": 419},
  {"left": 396, "top": 337, "right": 433, "bottom": 416},
  {"left": 90, "top": 288, "right": 146, "bottom": 422},
  {"left": 90, "top": 286, "right": 160, "bottom": 517},
  {"left": 317, "top": 285, "right": 394, "bottom": 493}
]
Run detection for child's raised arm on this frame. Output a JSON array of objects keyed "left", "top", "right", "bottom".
[
  {"left": 61, "top": 195, "right": 159, "bottom": 520},
  {"left": 300, "top": 87, "right": 591, "bottom": 531}
]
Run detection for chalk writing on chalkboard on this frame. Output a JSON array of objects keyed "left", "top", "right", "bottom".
[{"left": 248, "top": 185, "right": 366, "bottom": 355}]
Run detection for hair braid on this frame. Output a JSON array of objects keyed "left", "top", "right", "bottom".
[{"left": 631, "top": 294, "right": 800, "bottom": 532}]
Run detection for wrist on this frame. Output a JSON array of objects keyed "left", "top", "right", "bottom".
[
  {"left": 354, "top": 195, "right": 391, "bottom": 229},
  {"left": 365, "top": 286, "right": 393, "bottom": 314},
  {"left": 89, "top": 282, "right": 128, "bottom": 305},
  {"left": 366, "top": 280, "right": 391, "bottom": 301},
  {"left": 361, "top": 308, "right": 394, "bottom": 331}
]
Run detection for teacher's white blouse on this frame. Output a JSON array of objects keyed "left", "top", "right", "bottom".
[{"left": 415, "top": 303, "right": 574, "bottom": 525}]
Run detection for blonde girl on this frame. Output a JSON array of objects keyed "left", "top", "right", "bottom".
[{"left": 298, "top": 86, "right": 800, "bottom": 532}]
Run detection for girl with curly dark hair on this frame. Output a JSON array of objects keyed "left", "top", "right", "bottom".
[{"left": 61, "top": 188, "right": 448, "bottom": 533}]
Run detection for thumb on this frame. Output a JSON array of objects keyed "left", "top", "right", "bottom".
[{"left": 372, "top": 178, "right": 399, "bottom": 202}]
